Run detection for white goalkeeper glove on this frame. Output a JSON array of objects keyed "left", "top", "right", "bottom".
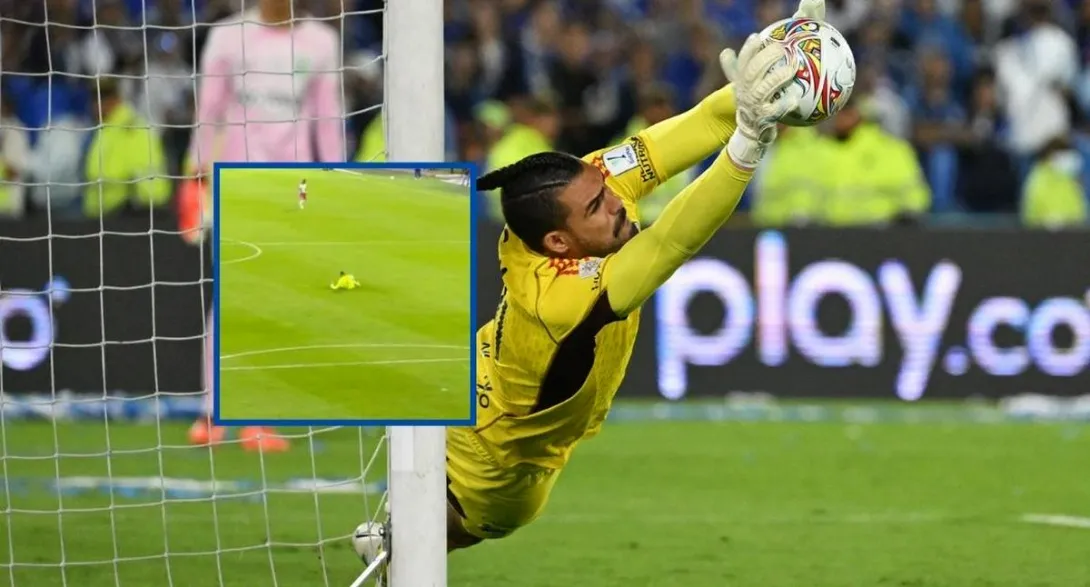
[
  {"left": 793, "top": 0, "right": 825, "bottom": 20},
  {"left": 719, "top": 35, "right": 799, "bottom": 169}
]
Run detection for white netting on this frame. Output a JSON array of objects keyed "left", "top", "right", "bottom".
[{"left": 0, "top": 1, "right": 394, "bottom": 585}]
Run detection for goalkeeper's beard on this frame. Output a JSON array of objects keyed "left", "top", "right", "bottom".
[{"left": 581, "top": 210, "right": 636, "bottom": 258}]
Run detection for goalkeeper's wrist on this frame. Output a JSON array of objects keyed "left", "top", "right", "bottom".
[{"left": 726, "top": 131, "right": 767, "bottom": 170}]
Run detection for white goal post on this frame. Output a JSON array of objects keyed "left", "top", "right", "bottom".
[{"left": 384, "top": 0, "right": 448, "bottom": 585}]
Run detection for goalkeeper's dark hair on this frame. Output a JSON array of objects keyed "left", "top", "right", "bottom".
[{"left": 477, "top": 152, "right": 584, "bottom": 255}]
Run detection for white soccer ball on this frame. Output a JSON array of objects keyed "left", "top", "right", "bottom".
[
  {"left": 352, "top": 521, "right": 385, "bottom": 562},
  {"left": 759, "top": 17, "right": 856, "bottom": 127}
]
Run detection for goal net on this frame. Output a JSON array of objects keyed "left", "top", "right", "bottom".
[{"left": 0, "top": 0, "right": 446, "bottom": 585}]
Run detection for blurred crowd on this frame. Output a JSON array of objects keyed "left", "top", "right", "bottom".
[
  {"left": 0, "top": 0, "right": 1088, "bottom": 227},
  {"left": 443, "top": 0, "right": 1090, "bottom": 227}
]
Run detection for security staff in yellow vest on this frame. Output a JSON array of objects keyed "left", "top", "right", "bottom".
[
  {"left": 820, "top": 100, "right": 931, "bottom": 226},
  {"left": 1021, "top": 137, "right": 1088, "bottom": 228},
  {"left": 1, "top": 94, "right": 30, "bottom": 216},
  {"left": 612, "top": 86, "right": 695, "bottom": 224},
  {"left": 752, "top": 124, "right": 825, "bottom": 226},
  {"left": 482, "top": 96, "right": 559, "bottom": 218},
  {"left": 83, "top": 78, "right": 171, "bottom": 217},
  {"left": 486, "top": 96, "right": 559, "bottom": 172},
  {"left": 354, "top": 114, "right": 385, "bottom": 162}
]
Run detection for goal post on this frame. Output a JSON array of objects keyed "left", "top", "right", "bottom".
[{"left": 384, "top": 0, "right": 448, "bottom": 584}]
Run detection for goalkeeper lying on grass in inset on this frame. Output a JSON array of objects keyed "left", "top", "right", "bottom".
[
  {"left": 352, "top": 2, "right": 826, "bottom": 581},
  {"left": 330, "top": 271, "right": 361, "bottom": 290}
]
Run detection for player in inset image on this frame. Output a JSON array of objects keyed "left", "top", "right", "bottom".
[
  {"left": 329, "top": 271, "right": 361, "bottom": 290},
  {"left": 298, "top": 178, "right": 308, "bottom": 209}
]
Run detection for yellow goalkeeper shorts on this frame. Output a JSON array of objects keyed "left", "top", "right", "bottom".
[{"left": 445, "top": 426, "right": 561, "bottom": 540}]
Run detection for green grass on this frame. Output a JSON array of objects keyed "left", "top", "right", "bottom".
[
  {"left": 0, "top": 423, "right": 385, "bottom": 587},
  {"left": 3, "top": 404, "right": 1089, "bottom": 587},
  {"left": 217, "top": 168, "right": 471, "bottom": 422}
]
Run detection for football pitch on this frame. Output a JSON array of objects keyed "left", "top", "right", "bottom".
[
  {"left": 216, "top": 168, "right": 471, "bottom": 422},
  {"left": 2, "top": 401, "right": 1088, "bottom": 587}
]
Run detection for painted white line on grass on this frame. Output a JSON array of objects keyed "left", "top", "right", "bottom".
[
  {"left": 1020, "top": 514, "right": 1090, "bottom": 529},
  {"left": 221, "top": 343, "right": 468, "bottom": 360},
  {"left": 539, "top": 511, "right": 953, "bottom": 526},
  {"left": 247, "top": 240, "right": 467, "bottom": 246},
  {"left": 221, "top": 239, "right": 264, "bottom": 264},
  {"left": 223, "top": 357, "right": 465, "bottom": 372}
]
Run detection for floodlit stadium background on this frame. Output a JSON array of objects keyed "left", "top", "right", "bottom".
[{"left": 1, "top": 0, "right": 1089, "bottom": 586}]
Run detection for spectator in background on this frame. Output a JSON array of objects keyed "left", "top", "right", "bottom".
[
  {"left": 899, "top": 0, "right": 975, "bottom": 93},
  {"left": 86, "top": 0, "right": 146, "bottom": 76},
  {"left": 957, "top": 68, "right": 1020, "bottom": 212},
  {"left": 83, "top": 77, "right": 170, "bottom": 217},
  {"left": 662, "top": 22, "right": 720, "bottom": 111},
  {"left": 447, "top": 37, "right": 485, "bottom": 125},
  {"left": 472, "top": 100, "right": 512, "bottom": 165},
  {"left": 752, "top": 124, "right": 825, "bottom": 226},
  {"left": 824, "top": 0, "right": 871, "bottom": 38},
  {"left": 857, "top": 60, "right": 911, "bottom": 139},
  {"left": 626, "top": 39, "right": 661, "bottom": 92},
  {"left": 581, "top": 33, "right": 638, "bottom": 156},
  {"left": 486, "top": 95, "right": 558, "bottom": 171},
  {"left": 995, "top": 0, "right": 1078, "bottom": 161},
  {"left": 611, "top": 86, "right": 690, "bottom": 224},
  {"left": 483, "top": 95, "right": 558, "bottom": 216},
  {"left": 906, "top": 45, "right": 972, "bottom": 209},
  {"left": 820, "top": 99, "right": 931, "bottom": 226},
  {"left": 959, "top": 0, "right": 994, "bottom": 64},
  {"left": 125, "top": 31, "right": 194, "bottom": 177},
  {"left": 517, "top": 0, "right": 562, "bottom": 99},
  {"left": 1021, "top": 136, "right": 1088, "bottom": 228},
  {"left": 0, "top": 94, "right": 30, "bottom": 216},
  {"left": 640, "top": 0, "right": 700, "bottom": 58},
  {"left": 470, "top": 1, "right": 514, "bottom": 100},
  {"left": 549, "top": 22, "right": 597, "bottom": 154}
]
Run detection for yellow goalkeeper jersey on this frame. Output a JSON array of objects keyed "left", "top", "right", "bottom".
[
  {"left": 471, "top": 82, "right": 753, "bottom": 470},
  {"left": 472, "top": 142, "right": 650, "bottom": 470}
]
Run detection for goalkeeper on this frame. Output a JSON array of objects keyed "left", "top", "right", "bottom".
[
  {"left": 353, "top": 0, "right": 824, "bottom": 571},
  {"left": 330, "top": 271, "right": 361, "bottom": 290}
]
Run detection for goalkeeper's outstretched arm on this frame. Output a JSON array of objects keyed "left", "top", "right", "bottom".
[{"left": 603, "top": 37, "right": 798, "bottom": 318}]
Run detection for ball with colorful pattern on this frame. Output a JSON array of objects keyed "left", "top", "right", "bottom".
[{"left": 760, "top": 17, "right": 856, "bottom": 127}]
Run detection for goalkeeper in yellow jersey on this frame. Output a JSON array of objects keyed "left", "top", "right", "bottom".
[
  {"left": 329, "top": 271, "right": 360, "bottom": 290},
  {"left": 351, "top": 0, "right": 825, "bottom": 573}
]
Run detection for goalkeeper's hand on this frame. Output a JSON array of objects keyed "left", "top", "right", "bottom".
[
  {"left": 719, "top": 35, "right": 799, "bottom": 169},
  {"left": 793, "top": 0, "right": 825, "bottom": 20}
]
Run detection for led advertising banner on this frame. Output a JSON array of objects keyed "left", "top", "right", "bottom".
[
  {"left": 0, "top": 215, "right": 211, "bottom": 395},
  {"left": 475, "top": 221, "right": 1090, "bottom": 400}
]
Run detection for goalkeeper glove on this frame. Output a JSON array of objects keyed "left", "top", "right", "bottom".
[
  {"left": 793, "top": 0, "right": 825, "bottom": 20},
  {"left": 719, "top": 35, "right": 799, "bottom": 169}
]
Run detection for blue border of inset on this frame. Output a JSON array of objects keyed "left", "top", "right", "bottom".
[{"left": 211, "top": 161, "right": 479, "bottom": 427}]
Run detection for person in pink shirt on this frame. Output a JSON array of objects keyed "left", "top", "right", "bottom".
[
  {"left": 187, "top": 0, "right": 345, "bottom": 168},
  {"left": 185, "top": 0, "right": 346, "bottom": 453}
]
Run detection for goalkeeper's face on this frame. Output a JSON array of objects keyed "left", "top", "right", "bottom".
[{"left": 548, "top": 162, "right": 637, "bottom": 258}]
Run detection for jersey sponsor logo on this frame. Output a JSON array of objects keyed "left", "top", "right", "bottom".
[
  {"left": 630, "top": 136, "right": 656, "bottom": 183},
  {"left": 602, "top": 143, "right": 639, "bottom": 177}
]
